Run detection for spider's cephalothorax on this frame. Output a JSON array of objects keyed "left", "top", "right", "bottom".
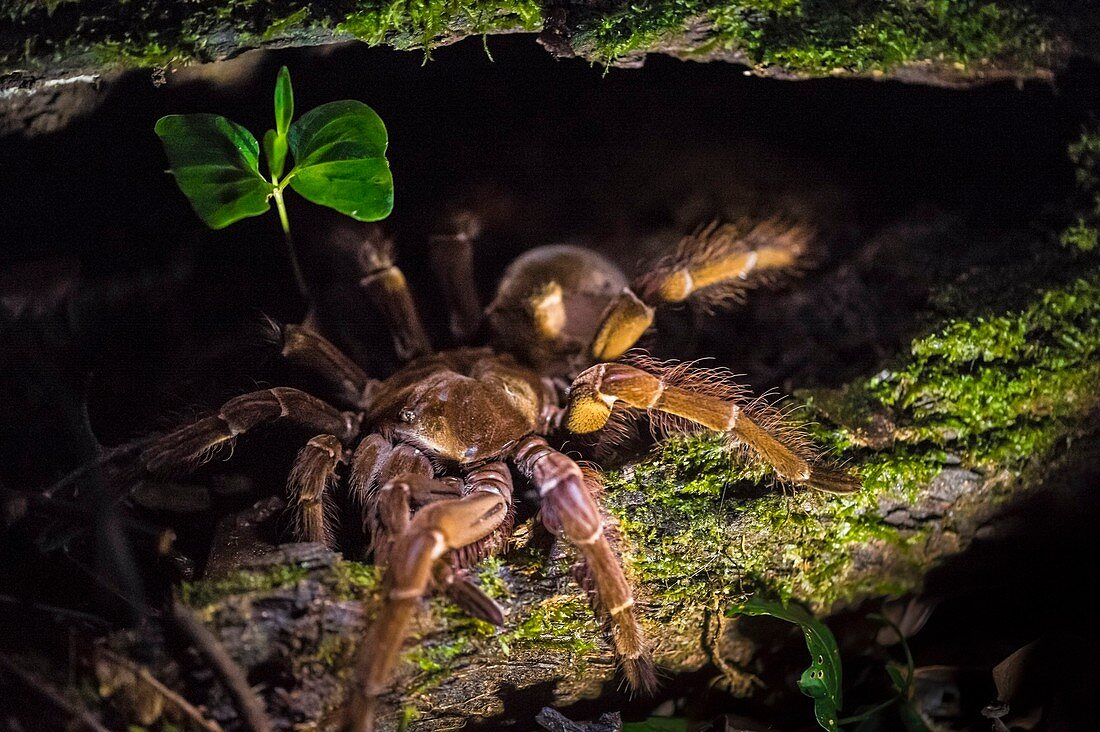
[{"left": 140, "top": 216, "right": 860, "bottom": 731}]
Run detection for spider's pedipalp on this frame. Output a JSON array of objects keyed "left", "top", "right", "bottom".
[
  {"left": 513, "top": 435, "right": 655, "bottom": 695},
  {"left": 141, "top": 387, "right": 356, "bottom": 474},
  {"left": 590, "top": 288, "right": 655, "bottom": 362},
  {"left": 580, "top": 219, "right": 812, "bottom": 362},
  {"left": 345, "top": 477, "right": 510, "bottom": 732},
  {"left": 287, "top": 434, "right": 344, "bottom": 548}
]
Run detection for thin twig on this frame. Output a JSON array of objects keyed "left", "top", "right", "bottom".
[
  {"left": 94, "top": 647, "right": 221, "bottom": 731},
  {"left": 170, "top": 599, "right": 274, "bottom": 732},
  {"left": 0, "top": 652, "right": 111, "bottom": 732}
]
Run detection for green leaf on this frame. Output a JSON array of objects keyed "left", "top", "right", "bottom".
[
  {"left": 728, "top": 598, "right": 842, "bottom": 732},
  {"left": 274, "top": 66, "right": 294, "bottom": 138},
  {"left": 264, "top": 129, "right": 288, "bottom": 181},
  {"left": 155, "top": 114, "right": 274, "bottom": 229},
  {"left": 287, "top": 100, "right": 393, "bottom": 221}
]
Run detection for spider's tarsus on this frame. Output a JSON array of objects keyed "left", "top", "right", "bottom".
[
  {"left": 806, "top": 464, "right": 862, "bottom": 494},
  {"left": 622, "top": 654, "right": 658, "bottom": 697}
]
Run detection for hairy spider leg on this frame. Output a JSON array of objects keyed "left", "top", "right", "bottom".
[
  {"left": 512, "top": 435, "right": 656, "bottom": 694},
  {"left": 345, "top": 461, "right": 511, "bottom": 732},
  {"left": 430, "top": 211, "right": 484, "bottom": 343},
  {"left": 565, "top": 363, "right": 860, "bottom": 493},
  {"left": 590, "top": 219, "right": 810, "bottom": 361},
  {"left": 287, "top": 434, "right": 345, "bottom": 548},
  {"left": 275, "top": 322, "right": 378, "bottom": 409},
  {"left": 141, "top": 387, "right": 359, "bottom": 473},
  {"left": 637, "top": 219, "right": 807, "bottom": 305},
  {"left": 356, "top": 235, "right": 433, "bottom": 361}
]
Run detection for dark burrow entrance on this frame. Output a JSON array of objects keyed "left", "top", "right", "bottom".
[{"left": 2, "top": 33, "right": 1099, "bottom": 731}]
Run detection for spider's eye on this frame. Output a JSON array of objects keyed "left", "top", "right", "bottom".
[{"left": 399, "top": 408, "right": 416, "bottom": 423}]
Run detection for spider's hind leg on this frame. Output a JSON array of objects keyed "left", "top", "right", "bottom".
[
  {"left": 355, "top": 231, "right": 433, "bottom": 362},
  {"left": 430, "top": 211, "right": 484, "bottom": 344},
  {"left": 269, "top": 321, "right": 378, "bottom": 409},
  {"left": 565, "top": 361, "right": 860, "bottom": 494},
  {"left": 141, "top": 387, "right": 357, "bottom": 474}
]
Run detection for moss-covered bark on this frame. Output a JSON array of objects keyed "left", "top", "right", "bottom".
[{"left": 2, "top": 1, "right": 1095, "bottom": 90}]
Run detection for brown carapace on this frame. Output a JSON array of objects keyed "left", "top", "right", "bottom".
[{"left": 139, "top": 216, "right": 860, "bottom": 731}]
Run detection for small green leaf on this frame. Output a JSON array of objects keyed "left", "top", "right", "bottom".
[
  {"left": 728, "top": 597, "right": 842, "bottom": 732},
  {"left": 287, "top": 100, "right": 393, "bottom": 221},
  {"left": 263, "top": 129, "right": 288, "bottom": 181},
  {"left": 155, "top": 114, "right": 274, "bottom": 229},
  {"left": 274, "top": 66, "right": 294, "bottom": 138}
]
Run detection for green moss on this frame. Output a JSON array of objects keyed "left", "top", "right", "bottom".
[
  {"left": 91, "top": 40, "right": 180, "bottom": 68},
  {"left": 263, "top": 7, "right": 311, "bottom": 41},
  {"left": 181, "top": 557, "right": 379, "bottom": 608},
  {"left": 4, "top": 0, "right": 1066, "bottom": 77},
  {"left": 312, "top": 633, "right": 357, "bottom": 669},
  {"left": 576, "top": 0, "right": 1051, "bottom": 73},
  {"left": 406, "top": 634, "right": 471, "bottom": 675},
  {"left": 1061, "top": 129, "right": 1100, "bottom": 253},
  {"left": 865, "top": 270, "right": 1100, "bottom": 469},
  {"left": 476, "top": 556, "right": 511, "bottom": 600},
  {"left": 501, "top": 596, "right": 601, "bottom": 655},
  {"left": 336, "top": 0, "right": 542, "bottom": 51},
  {"left": 181, "top": 563, "right": 311, "bottom": 607},
  {"left": 604, "top": 249, "right": 1100, "bottom": 614},
  {"left": 330, "top": 560, "right": 384, "bottom": 598}
]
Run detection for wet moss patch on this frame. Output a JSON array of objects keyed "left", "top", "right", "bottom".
[{"left": 573, "top": 0, "right": 1054, "bottom": 73}]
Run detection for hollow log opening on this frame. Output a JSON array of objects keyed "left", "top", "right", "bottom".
[{"left": 2, "top": 30, "right": 1100, "bottom": 732}]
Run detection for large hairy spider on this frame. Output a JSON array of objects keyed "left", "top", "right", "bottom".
[{"left": 139, "top": 215, "right": 859, "bottom": 731}]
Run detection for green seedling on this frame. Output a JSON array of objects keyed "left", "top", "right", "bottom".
[
  {"left": 155, "top": 66, "right": 393, "bottom": 298},
  {"left": 728, "top": 597, "right": 843, "bottom": 731}
]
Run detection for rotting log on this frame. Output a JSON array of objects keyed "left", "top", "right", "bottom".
[
  {"left": 2, "top": 1, "right": 1098, "bottom": 93},
  {"left": 148, "top": 244, "right": 1100, "bottom": 731}
]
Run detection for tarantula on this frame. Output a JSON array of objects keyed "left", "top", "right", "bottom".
[{"left": 139, "top": 215, "right": 859, "bottom": 731}]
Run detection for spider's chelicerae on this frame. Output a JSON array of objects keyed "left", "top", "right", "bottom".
[{"left": 140, "top": 215, "right": 860, "bottom": 731}]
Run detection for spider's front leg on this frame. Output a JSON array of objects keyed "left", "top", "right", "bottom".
[
  {"left": 591, "top": 219, "right": 810, "bottom": 361},
  {"left": 512, "top": 435, "right": 655, "bottom": 693},
  {"left": 566, "top": 362, "right": 860, "bottom": 493}
]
